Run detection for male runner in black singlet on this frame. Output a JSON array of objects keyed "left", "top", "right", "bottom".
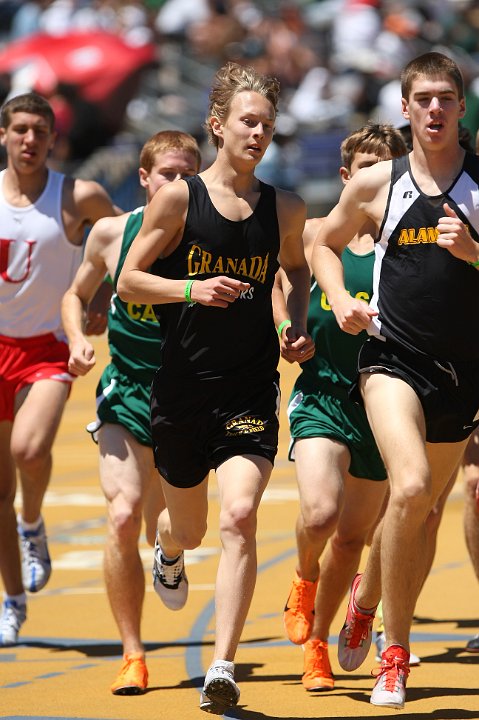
[
  {"left": 313, "top": 51, "right": 479, "bottom": 710},
  {"left": 118, "top": 62, "right": 311, "bottom": 713}
]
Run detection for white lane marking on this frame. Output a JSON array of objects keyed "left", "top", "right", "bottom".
[
  {"left": 53, "top": 547, "right": 217, "bottom": 570},
  {"left": 21, "top": 486, "right": 303, "bottom": 508},
  {"left": 40, "top": 584, "right": 216, "bottom": 595}
]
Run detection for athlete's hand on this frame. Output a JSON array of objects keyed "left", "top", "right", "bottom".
[
  {"left": 279, "top": 324, "right": 315, "bottom": 364},
  {"left": 437, "top": 203, "right": 479, "bottom": 263},
  {"left": 68, "top": 340, "right": 96, "bottom": 376},
  {"left": 331, "top": 292, "right": 377, "bottom": 335},
  {"left": 190, "top": 276, "right": 251, "bottom": 308}
]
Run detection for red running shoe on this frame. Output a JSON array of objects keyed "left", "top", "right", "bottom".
[
  {"left": 370, "top": 644, "right": 410, "bottom": 709},
  {"left": 338, "top": 573, "right": 376, "bottom": 671}
]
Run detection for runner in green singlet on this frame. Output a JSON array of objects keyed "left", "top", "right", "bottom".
[{"left": 61, "top": 131, "right": 201, "bottom": 695}]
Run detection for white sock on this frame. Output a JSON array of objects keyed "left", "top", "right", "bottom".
[
  {"left": 210, "top": 660, "right": 234, "bottom": 672},
  {"left": 160, "top": 547, "right": 181, "bottom": 562},
  {"left": 4, "top": 592, "right": 27, "bottom": 606},
  {"left": 17, "top": 514, "right": 42, "bottom": 531}
]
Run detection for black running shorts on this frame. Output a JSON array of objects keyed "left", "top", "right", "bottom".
[
  {"left": 350, "top": 337, "right": 479, "bottom": 443},
  {"left": 150, "top": 370, "right": 280, "bottom": 487}
]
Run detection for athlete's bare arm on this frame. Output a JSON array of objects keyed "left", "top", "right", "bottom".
[
  {"left": 273, "top": 205, "right": 317, "bottom": 364},
  {"left": 62, "top": 176, "right": 122, "bottom": 246},
  {"left": 303, "top": 217, "right": 324, "bottom": 267},
  {"left": 61, "top": 214, "right": 128, "bottom": 376},
  {"left": 276, "top": 188, "right": 310, "bottom": 332},
  {"left": 61, "top": 177, "right": 122, "bottom": 336},
  {"left": 312, "top": 162, "right": 391, "bottom": 335}
]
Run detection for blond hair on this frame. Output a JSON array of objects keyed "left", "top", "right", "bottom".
[{"left": 205, "top": 62, "right": 280, "bottom": 147}]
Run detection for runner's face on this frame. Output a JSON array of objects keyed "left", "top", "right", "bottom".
[
  {"left": 140, "top": 149, "right": 199, "bottom": 201},
  {"left": 0, "top": 112, "right": 55, "bottom": 172},
  {"left": 401, "top": 75, "right": 465, "bottom": 148},
  {"left": 216, "top": 91, "right": 275, "bottom": 165}
]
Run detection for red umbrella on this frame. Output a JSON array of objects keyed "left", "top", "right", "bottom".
[{"left": 0, "top": 30, "right": 158, "bottom": 102}]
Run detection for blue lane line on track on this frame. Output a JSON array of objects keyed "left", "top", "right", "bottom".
[{"left": 0, "top": 653, "right": 16, "bottom": 661}]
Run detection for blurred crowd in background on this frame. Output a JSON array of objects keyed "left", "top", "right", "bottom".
[{"left": 1, "top": 0, "right": 479, "bottom": 214}]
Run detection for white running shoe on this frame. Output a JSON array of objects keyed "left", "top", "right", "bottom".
[
  {"left": 152, "top": 537, "right": 188, "bottom": 610},
  {"left": 0, "top": 599, "right": 27, "bottom": 646},
  {"left": 200, "top": 661, "right": 240, "bottom": 714},
  {"left": 18, "top": 516, "right": 52, "bottom": 593},
  {"left": 375, "top": 631, "right": 421, "bottom": 665},
  {"left": 370, "top": 644, "right": 409, "bottom": 709}
]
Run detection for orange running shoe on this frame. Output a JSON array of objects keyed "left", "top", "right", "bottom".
[
  {"left": 284, "top": 572, "right": 318, "bottom": 645},
  {"left": 111, "top": 652, "right": 148, "bottom": 695},
  {"left": 302, "top": 639, "right": 334, "bottom": 691}
]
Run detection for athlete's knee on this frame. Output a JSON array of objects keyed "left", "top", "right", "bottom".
[
  {"left": 170, "top": 521, "right": 207, "bottom": 550},
  {"left": 389, "top": 476, "right": 432, "bottom": 518},
  {"left": 11, "top": 438, "right": 51, "bottom": 476},
  {"left": 301, "top": 501, "right": 340, "bottom": 540},
  {"left": 108, "top": 502, "right": 143, "bottom": 544},
  {"left": 219, "top": 498, "right": 258, "bottom": 541}
]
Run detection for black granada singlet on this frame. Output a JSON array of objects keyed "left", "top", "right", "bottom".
[
  {"left": 150, "top": 175, "right": 280, "bottom": 381},
  {"left": 370, "top": 153, "right": 479, "bottom": 361}
]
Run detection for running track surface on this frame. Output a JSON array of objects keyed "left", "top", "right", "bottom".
[{"left": 2, "top": 337, "right": 478, "bottom": 719}]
